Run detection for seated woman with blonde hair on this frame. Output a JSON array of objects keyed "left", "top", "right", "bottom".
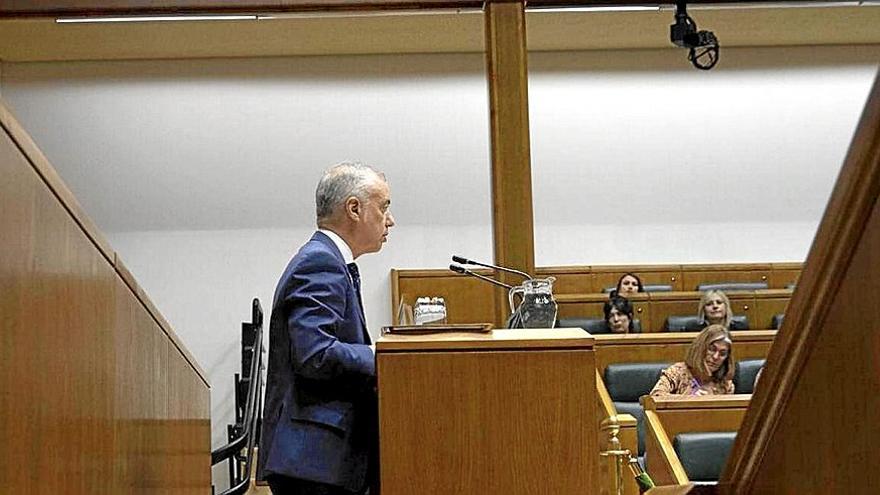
[
  {"left": 650, "top": 324, "right": 735, "bottom": 397},
  {"left": 698, "top": 289, "right": 747, "bottom": 330}
]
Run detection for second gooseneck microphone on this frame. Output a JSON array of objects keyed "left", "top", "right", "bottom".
[
  {"left": 449, "top": 264, "right": 513, "bottom": 290},
  {"left": 451, "top": 255, "right": 532, "bottom": 280}
]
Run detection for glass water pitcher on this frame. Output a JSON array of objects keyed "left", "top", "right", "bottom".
[{"left": 508, "top": 277, "right": 558, "bottom": 328}]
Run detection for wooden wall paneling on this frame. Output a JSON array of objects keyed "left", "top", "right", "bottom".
[
  {"left": 1, "top": 99, "right": 210, "bottom": 493},
  {"left": 378, "top": 345, "right": 596, "bottom": 493},
  {"left": 167, "top": 345, "right": 212, "bottom": 493},
  {"left": 632, "top": 297, "right": 651, "bottom": 330},
  {"left": 535, "top": 265, "right": 592, "bottom": 293},
  {"left": 114, "top": 286, "right": 169, "bottom": 493},
  {"left": 680, "top": 264, "right": 772, "bottom": 292},
  {"left": 733, "top": 181, "right": 880, "bottom": 493},
  {"left": 394, "top": 270, "right": 498, "bottom": 325},
  {"left": 644, "top": 410, "right": 689, "bottom": 486},
  {"left": 645, "top": 397, "right": 750, "bottom": 439},
  {"left": 1, "top": 128, "right": 119, "bottom": 493},
  {"left": 591, "top": 266, "right": 684, "bottom": 293},
  {"left": 726, "top": 292, "right": 756, "bottom": 326},
  {"left": 647, "top": 292, "right": 699, "bottom": 332},
  {"left": 391, "top": 264, "right": 803, "bottom": 324},
  {"left": 114, "top": 255, "right": 208, "bottom": 385},
  {"left": 0, "top": 100, "right": 115, "bottom": 264},
  {"left": 722, "top": 72, "right": 880, "bottom": 494},
  {"left": 768, "top": 263, "right": 801, "bottom": 289},
  {"left": 555, "top": 293, "right": 607, "bottom": 319},
  {"left": 0, "top": 125, "right": 39, "bottom": 493},
  {"left": 643, "top": 397, "right": 749, "bottom": 489},
  {"left": 751, "top": 289, "right": 792, "bottom": 330}
]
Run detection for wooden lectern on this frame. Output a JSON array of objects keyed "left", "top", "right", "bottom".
[{"left": 376, "top": 328, "right": 597, "bottom": 494}]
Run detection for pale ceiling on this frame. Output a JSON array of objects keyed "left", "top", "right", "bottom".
[{"left": 0, "top": 5, "right": 879, "bottom": 62}]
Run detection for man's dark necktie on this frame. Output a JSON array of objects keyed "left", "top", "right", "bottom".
[{"left": 347, "top": 262, "right": 366, "bottom": 323}]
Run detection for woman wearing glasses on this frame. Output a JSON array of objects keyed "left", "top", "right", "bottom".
[{"left": 650, "top": 325, "right": 735, "bottom": 396}]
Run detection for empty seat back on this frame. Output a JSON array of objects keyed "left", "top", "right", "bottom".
[
  {"left": 733, "top": 358, "right": 765, "bottom": 394},
  {"left": 665, "top": 315, "right": 749, "bottom": 332},
  {"left": 696, "top": 282, "right": 769, "bottom": 292},
  {"left": 771, "top": 313, "right": 785, "bottom": 329},
  {"left": 604, "top": 362, "right": 670, "bottom": 456},
  {"left": 665, "top": 315, "right": 703, "bottom": 332},
  {"left": 556, "top": 317, "right": 642, "bottom": 333},
  {"left": 673, "top": 431, "right": 737, "bottom": 482},
  {"left": 603, "top": 284, "right": 674, "bottom": 294}
]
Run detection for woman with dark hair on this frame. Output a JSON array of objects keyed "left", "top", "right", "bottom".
[
  {"left": 613, "top": 272, "right": 644, "bottom": 298},
  {"left": 604, "top": 295, "right": 634, "bottom": 334},
  {"left": 650, "top": 325, "right": 735, "bottom": 397}
]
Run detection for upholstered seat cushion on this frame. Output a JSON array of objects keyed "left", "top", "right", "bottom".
[
  {"left": 733, "top": 358, "right": 765, "bottom": 394},
  {"left": 605, "top": 362, "right": 669, "bottom": 456},
  {"left": 696, "top": 282, "right": 769, "bottom": 292},
  {"left": 673, "top": 431, "right": 737, "bottom": 482}
]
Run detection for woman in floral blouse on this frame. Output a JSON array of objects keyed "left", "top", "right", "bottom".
[{"left": 650, "top": 324, "right": 736, "bottom": 396}]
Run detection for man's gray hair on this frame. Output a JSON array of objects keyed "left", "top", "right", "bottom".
[{"left": 316, "top": 161, "right": 385, "bottom": 223}]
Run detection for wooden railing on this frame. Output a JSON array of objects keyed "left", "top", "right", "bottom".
[
  {"left": 719, "top": 71, "right": 880, "bottom": 493},
  {"left": 0, "top": 99, "right": 210, "bottom": 493}
]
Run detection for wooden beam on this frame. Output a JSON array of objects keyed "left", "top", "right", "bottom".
[
  {"left": 0, "top": 0, "right": 864, "bottom": 17},
  {"left": 485, "top": 0, "right": 535, "bottom": 327}
]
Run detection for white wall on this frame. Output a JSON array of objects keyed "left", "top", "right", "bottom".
[{"left": 2, "top": 45, "right": 878, "bottom": 489}]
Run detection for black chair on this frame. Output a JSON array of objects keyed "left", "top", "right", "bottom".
[
  {"left": 771, "top": 313, "right": 785, "bottom": 329},
  {"left": 696, "top": 282, "right": 769, "bottom": 292},
  {"left": 665, "top": 315, "right": 703, "bottom": 332},
  {"left": 665, "top": 315, "right": 749, "bottom": 332},
  {"left": 556, "top": 317, "right": 642, "bottom": 333},
  {"left": 604, "top": 362, "right": 670, "bottom": 460},
  {"left": 603, "top": 284, "right": 674, "bottom": 294},
  {"left": 673, "top": 431, "right": 737, "bottom": 483},
  {"left": 733, "top": 359, "right": 765, "bottom": 394}
]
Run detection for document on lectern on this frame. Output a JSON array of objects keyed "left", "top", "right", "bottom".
[{"left": 380, "top": 323, "right": 493, "bottom": 335}]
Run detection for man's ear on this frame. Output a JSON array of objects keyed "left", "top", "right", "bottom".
[{"left": 345, "top": 196, "right": 361, "bottom": 221}]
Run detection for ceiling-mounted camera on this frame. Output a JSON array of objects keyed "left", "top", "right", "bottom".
[{"left": 670, "top": 1, "right": 720, "bottom": 70}]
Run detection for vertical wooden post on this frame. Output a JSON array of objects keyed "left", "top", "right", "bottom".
[{"left": 485, "top": 0, "right": 536, "bottom": 327}]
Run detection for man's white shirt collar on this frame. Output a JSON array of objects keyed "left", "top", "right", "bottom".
[{"left": 318, "top": 229, "right": 354, "bottom": 264}]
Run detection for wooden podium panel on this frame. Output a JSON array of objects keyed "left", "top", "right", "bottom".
[{"left": 377, "top": 328, "right": 597, "bottom": 494}]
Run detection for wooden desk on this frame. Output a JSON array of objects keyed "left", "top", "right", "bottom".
[
  {"left": 556, "top": 290, "right": 792, "bottom": 332},
  {"left": 377, "top": 328, "right": 598, "bottom": 494},
  {"left": 594, "top": 331, "right": 776, "bottom": 377},
  {"left": 642, "top": 396, "right": 750, "bottom": 486}
]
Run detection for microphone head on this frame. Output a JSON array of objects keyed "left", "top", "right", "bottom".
[
  {"left": 451, "top": 255, "right": 469, "bottom": 265},
  {"left": 449, "top": 264, "right": 466, "bottom": 274}
]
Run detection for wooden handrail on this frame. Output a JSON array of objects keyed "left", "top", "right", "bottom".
[{"left": 721, "top": 70, "right": 880, "bottom": 492}]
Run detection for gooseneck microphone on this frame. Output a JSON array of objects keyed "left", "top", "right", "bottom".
[
  {"left": 449, "top": 264, "right": 513, "bottom": 290},
  {"left": 451, "top": 255, "right": 532, "bottom": 280}
]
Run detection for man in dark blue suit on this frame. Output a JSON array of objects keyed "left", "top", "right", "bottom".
[{"left": 258, "top": 162, "right": 394, "bottom": 494}]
